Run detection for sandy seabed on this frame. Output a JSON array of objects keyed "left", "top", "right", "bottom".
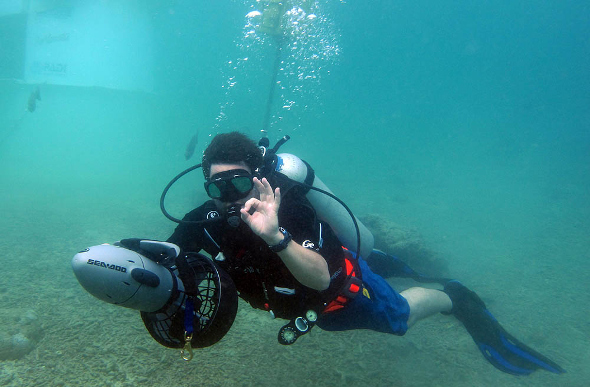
[{"left": 0, "top": 181, "right": 586, "bottom": 387}]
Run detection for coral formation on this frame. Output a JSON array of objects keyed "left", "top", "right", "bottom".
[{"left": 361, "top": 214, "right": 449, "bottom": 277}]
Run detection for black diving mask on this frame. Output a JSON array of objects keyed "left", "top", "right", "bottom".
[{"left": 204, "top": 169, "right": 254, "bottom": 202}]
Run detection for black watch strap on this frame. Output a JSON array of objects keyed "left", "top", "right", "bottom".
[{"left": 269, "top": 227, "right": 292, "bottom": 253}]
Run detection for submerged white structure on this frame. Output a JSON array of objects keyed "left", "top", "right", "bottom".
[{"left": 1, "top": 0, "right": 158, "bottom": 92}]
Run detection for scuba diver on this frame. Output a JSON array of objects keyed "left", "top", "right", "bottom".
[
  {"left": 72, "top": 131, "right": 564, "bottom": 373},
  {"left": 163, "top": 131, "right": 564, "bottom": 376}
]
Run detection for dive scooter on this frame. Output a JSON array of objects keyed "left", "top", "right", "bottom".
[{"left": 71, "top": 239, "right": 238, "bottom": 361}]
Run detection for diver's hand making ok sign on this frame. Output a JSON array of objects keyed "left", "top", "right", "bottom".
[{"left": 240, "top": 177, "right": 283, "bottom": 245}]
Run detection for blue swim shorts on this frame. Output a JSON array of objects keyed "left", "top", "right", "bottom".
[{"left": 317, "top": 256, "right": 410, "bottom": 335}]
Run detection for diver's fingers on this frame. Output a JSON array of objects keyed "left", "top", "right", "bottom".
[
  {"left": 252, "top": 177, "right": 263, "bottom": 189},
  {"left": 242, "top": 197, "right": 260, "bottom": 214},
  {"left": 261, "top": 178, "right": 273, "bottom": 199},
  {"left": 255, "top": 177, "right": 274, "bottom": 201},
  {"left": 261, "top": 178, "right": 279, "bottom": 205},
  {"left": 274, "top": 187, "right": 281, "bottom": 208},
  {"left": 240, "top": 207, "right": 252, "bottom": 223},
  {"left": 261, "top": 177, "right": 272, "bottom": 191},
  {"left": 252, "top": 178, "right": 267, "bottom": 201}
]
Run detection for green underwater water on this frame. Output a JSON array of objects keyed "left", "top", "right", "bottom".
[{"left": 1, "top": 1, "right": 589, "bottom": 386}]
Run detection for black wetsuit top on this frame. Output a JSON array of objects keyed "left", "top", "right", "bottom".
[{"left": 167, "top": 188, "right": 347, "bottom": 320}]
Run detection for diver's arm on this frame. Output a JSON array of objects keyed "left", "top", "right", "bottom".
[
  {"left": 241, "top": 177, "right": 331, "bottom": 290},
  {"left": 281, "top": 245, "right": 331, "bottom": 290},
  {"left": 266, "top": 229, "right": 330, "bottom": 290}
]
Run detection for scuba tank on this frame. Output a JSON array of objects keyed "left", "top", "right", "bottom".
[{"left": 272, "top": 152, "right": 375, "bottom": 259}]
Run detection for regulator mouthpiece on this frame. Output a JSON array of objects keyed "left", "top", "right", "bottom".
[{"left": 226, "top": 204, "right": 242, "bottom": 228}]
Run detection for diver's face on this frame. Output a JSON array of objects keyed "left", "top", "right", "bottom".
[{"left": 208, "top": 162, "right": 258, "bottom": 211}]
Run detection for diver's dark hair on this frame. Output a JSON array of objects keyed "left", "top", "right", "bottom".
[{"left": 202, "top": 131, "right": 264, "bottom": 178}]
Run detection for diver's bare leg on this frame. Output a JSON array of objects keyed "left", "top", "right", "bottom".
[{"left": 401, "top": 287, "right": 452, "bottom": 327}]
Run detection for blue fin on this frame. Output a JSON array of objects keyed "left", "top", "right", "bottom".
[{"left": 444, "top": 281, "right": 565, "bottom": 376}]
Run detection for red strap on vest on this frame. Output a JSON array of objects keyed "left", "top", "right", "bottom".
[{"left": 322, "top": 250, "right": 362, "bottom": 314}]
